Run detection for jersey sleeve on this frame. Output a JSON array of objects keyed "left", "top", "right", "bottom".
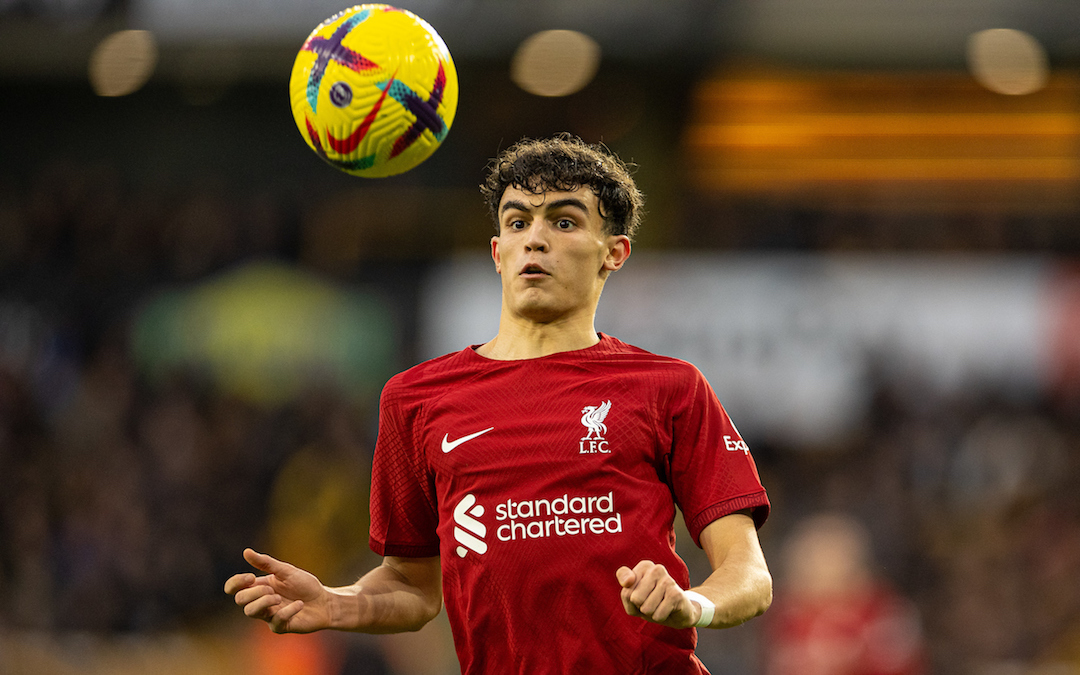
[
  {"left": 667, "top": 365, "right": 770, "bottom": 546},
  {"left": 368, "top": 378, "right": 441, "bottom": 558}
]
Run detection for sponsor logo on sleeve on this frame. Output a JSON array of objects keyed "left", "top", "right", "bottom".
[{"left": 724, "top": 435, "right": 750, "bottom": 455}]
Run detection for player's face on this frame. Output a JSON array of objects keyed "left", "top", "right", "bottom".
[{"left": 491, "top": 185, "right": 630, "bottom": 325}]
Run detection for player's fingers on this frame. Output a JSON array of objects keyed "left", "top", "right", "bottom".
[
  {"left": 244, "top": 548, "right": 290, "bottom": 576},
  {"left": 648, "top": 586, "right": 683, "bottom": 623},
  {"left": 234, "top": 584, "right": 277, "bottom": 608},
  {"left": 269, "top": 600, "right": 304, "bottom": 634},
  {"left": 636, "top": 581, "right": 671, "bottom": 616},
  {"left": 615, "top": 566, "right": 636, "bottom": 588},
  {"left": 628, "top": 563, "right": 667, "bottom": 608},
  {"left": 620, "top": 586, "right": 642, "bottom": 616},
  {"left": 224, "top": 572, "right": 256, "bottom": 595},
  {"left": 242, "top": 591, "right": 283, "bottom": 620},
  {"left": 627, "top": 582, "right": 648, "bottom": 609}
]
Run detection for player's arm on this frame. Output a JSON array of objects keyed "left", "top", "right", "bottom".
[
  {"left": 225, "top": 548, "right": 442, "bottom": 634},
  {"left": 327, "top": 554, "right": 443, "bottom": 633},
  {"left": 616, "top": 510, "right": 772, "bottom": 629}
]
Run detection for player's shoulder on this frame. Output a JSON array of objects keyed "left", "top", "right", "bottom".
[
  {"left": 386, "top": 348, "right": 471, "bottom": 387},
  {"left": 381, "top": 346, "right": 482, "bottom": 403},
  {"left": 598, "top": 334, "right": 704, "bottom": 380}
]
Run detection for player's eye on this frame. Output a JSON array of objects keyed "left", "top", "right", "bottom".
[
  {"left": 505, "top": 219, "right": 527, "bottom": 231},
  {"left": 555, "top": 219, "right": 575, "bottom": 230}
]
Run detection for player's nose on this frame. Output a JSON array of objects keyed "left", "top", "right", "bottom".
[{"left": 524, "top": 224, "right": 549, "bottom": 251}]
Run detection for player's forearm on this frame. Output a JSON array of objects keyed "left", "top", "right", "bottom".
[
  {"left": 695, "top": 512, "right": 773, "bottom": 628},
  {"left": 326, "top": 558, "right": 442, "bottom": 634},
  {"left": 692, "top": 555, "right": 772, "bottom": 628},
  {"left": 325, "top": 583, "right": 437, "bottom": 633}
]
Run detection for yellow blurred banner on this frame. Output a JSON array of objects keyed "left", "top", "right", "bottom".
[
  {"left": 683, "top": 67, "right": 1080, "bottom": 211},
  {"left": 132, "top": 262, "right": 398, "bottom": 405}
]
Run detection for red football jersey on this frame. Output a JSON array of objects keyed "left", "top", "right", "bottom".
[{"left": 369, "top": 334, "right": 770, "bottom": 674}]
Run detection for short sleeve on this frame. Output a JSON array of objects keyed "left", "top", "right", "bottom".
[
  {"left": 668, "top": 366, "right": 770, "bottom": 546},
  {"left": 368, "top": 379, "right": 441, "bottom": 558}
]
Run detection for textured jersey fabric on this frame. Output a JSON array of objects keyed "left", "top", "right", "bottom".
[{"left": 369, "top": 334, "right": 770, "bottom": 674}]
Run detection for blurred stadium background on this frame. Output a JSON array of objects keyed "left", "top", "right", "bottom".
[{"left": 2, "top": 1, "right": 1080, "bottom": 674}]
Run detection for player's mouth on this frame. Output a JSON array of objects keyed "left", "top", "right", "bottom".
[{"left": 519, "top": 263, "right": 550, "bottom": 278}]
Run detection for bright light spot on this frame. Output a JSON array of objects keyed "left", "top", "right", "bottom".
[
  {"left": 511, "top": 30, "right": 601, "bottom": 97},
  {"left": 89, "top": 30, "right": 158, "bottom": 97},
  {"left": 967, "top": 28, "right": 1049, "bottom": 96}
]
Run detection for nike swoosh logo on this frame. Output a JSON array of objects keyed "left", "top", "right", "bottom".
[{"left": 442, "top": 427, "right": 495, "bottom": 453}]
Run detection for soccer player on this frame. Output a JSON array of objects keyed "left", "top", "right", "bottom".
[{"left": 226, "top": 134, "right": 773, "bottom": 673}]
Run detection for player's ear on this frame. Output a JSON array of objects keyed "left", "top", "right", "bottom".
[
  {"left": 602, "top": 235, "right": 631, "bottom": 273},
  {"left": 491, "top": 235, "right": 501, "bottom": 274}
]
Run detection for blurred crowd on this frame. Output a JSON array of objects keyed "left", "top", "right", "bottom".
[
  {"left": 757, "top": 382, "right": 1080, "bottom": 675},
  {"left": 2, "top": 159, "right": 1080, "bottom": 675}
]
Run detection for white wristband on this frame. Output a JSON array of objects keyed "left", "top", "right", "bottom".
[{"left": 684, "top": 590, "right": 715, "bottom": 628}]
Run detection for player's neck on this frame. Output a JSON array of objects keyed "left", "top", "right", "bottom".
[{"left": 476, "top": 314, "right": 601, "bottom": 361}]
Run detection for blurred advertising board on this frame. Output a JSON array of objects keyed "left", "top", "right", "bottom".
[{"left": 420, "top": 253, "right": 1062, "bottom": 446}]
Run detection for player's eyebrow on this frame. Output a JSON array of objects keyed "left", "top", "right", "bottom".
[
  {"left": 500, "top": 197, "right": 590, "bottom": 215},
  {"left": 545, "top": 198, "right": 590, "bottom": 214}
]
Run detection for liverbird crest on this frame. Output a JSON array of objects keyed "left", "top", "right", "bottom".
[{"left": 580, "top": 400, "right": 612, "bottom": 440}]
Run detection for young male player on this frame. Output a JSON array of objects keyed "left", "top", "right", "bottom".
[{"left": 226, "top": 134, "right": 772, "bottom": 673}]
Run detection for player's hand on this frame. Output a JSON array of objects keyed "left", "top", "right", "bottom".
[
  {"left": 224, "top": 548, "right": 332, "bottom": 634},
  {"left": 616, "top": 560, "right": 702, "bottom": 629}
]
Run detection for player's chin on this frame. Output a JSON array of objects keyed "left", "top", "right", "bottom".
[{"left": 512, "top": 298, "right": 567, "bottom": 324}]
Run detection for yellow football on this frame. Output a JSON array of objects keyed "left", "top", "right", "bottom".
[{"left": 289, "top": 5, "right": 458, "bottom": 177}]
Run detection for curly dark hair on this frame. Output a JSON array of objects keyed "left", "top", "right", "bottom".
[{"left": 480, "top": 133, "right": 644, "bottom": 240}]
